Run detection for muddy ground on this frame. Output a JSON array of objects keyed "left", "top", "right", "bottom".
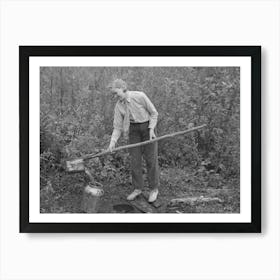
[{"left": 40, "top": 166, "right": 240, "bottom": 214}]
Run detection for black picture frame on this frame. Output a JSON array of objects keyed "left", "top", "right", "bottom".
[{"left": 20, "top": 46, "right": 261, "bottom": 233}]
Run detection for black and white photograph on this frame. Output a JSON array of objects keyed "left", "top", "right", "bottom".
[
  {"left": 20, "top": 46, "right": 260, "bottom": 232},
  {"left": 40, "top": 67, "right": 240, "bottom": 214}
]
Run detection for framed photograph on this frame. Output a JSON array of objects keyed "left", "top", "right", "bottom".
[{"left": 20, "top": 46, "right": 261, "bottom": 233}]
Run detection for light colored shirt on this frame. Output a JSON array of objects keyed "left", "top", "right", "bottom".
[{"left": 110, "top": 91, "right": 158, "bottom": 145}]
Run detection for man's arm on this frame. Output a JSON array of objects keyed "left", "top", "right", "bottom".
[
  {"left": 141, "top": 93, "right": 158, "bottom": 128},
  {"left": 109, "top": 128, "right": 122, "bottom": 146},
  {"left": 109, "top": 104, "right": 123, "bottom": 150},
  {"left": 141, "top": 93, "right": 158, "bottom": 139}
]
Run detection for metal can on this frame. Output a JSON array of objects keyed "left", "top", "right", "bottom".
[{"left": 82, "top": 184, "right": 104, "bottom": 213}]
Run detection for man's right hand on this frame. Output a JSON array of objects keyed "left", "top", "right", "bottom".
[{"left": 108, "top": 142, "right": 116, "bottom": 152}]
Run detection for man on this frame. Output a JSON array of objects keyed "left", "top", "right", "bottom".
[{"left": 108, "top": 79, "right": 159, "bottom": 203}]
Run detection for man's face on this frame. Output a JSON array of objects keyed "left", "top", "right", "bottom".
[{"left": 111, "top": 87, "right": 126, "bottom": 100}]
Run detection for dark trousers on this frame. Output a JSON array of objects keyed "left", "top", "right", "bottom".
[{"left": 129, "top": 121, "right": 159, "bottom": 190}]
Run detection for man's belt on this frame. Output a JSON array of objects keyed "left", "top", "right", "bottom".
[{"left": 130, "top": 120, "right": 149, "bottom": 125}]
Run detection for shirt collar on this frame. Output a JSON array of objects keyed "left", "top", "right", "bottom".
[{"left": 120, "top": 91, "right": 131, "bottom": 104}]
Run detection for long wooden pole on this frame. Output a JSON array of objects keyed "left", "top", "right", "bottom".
[{"left": 81, "top": 124, "right": 206, "bottom": 161}]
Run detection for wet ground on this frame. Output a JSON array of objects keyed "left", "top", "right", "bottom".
[{"left": 41, "top": 167, "right": 240, "bottom": 214}]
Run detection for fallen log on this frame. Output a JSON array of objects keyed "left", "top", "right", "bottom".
[{"left": 169, "top": 196, "right": 223, "bottom": 206}]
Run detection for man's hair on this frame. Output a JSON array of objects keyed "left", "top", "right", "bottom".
[{"left": 110, "top": 79, "right": 127, "bottom": 91}]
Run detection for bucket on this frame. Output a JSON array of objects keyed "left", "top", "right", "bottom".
[{"left": 81, "top": 184, "right": 104, "bottom": 213}]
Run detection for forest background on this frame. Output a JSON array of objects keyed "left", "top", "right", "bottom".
[{"left": 40, "top": 67, "right": 240, "bottom": 213}]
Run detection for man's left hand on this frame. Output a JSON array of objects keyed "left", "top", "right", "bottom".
[{"left": 149, "top": 128, "right": 156, "bottom": 140}]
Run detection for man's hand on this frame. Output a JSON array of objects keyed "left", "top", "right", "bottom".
[
  {"left": 108, "top": 142, "right": 116, "bottom": 152},
  {"left": 149, "top": 128, "right": 156, "bottom": 140}
]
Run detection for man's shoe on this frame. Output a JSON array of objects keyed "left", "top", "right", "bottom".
[
  {"left": 148, "top": 188, "right": 159, "bottom": 203},
  {"left": 127, "top": 189, "right": 142, "bottom": 201}
]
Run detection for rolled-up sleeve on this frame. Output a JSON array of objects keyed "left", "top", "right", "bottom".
[
  {"left": 110, "top": 104, "right": 123, "bottom": 145},
  {"left": 142, "top": 93, "right": 158, "bottom": 129}
]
